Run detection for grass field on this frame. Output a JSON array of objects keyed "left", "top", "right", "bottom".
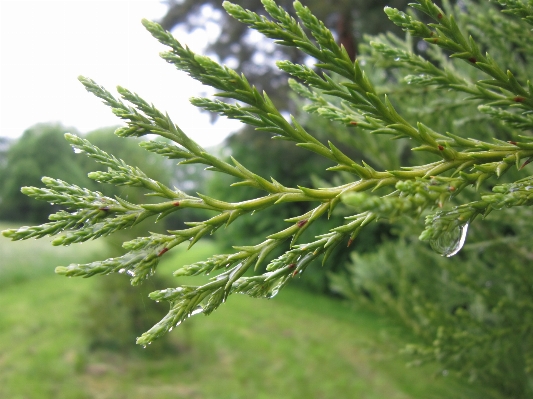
[{"left": 0, "top": 222, "right": 503, "bottom": 399}]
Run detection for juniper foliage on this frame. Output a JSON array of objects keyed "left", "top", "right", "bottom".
[
  {"left": 330, "top": 1, "right": 533, "bottom": 396},
  {"left": 3, "top": 1, "right": 533, "bottom": 394}
]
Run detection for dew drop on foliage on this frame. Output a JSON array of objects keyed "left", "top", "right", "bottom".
[
  {"left": 267, "top": 285, "right": 281, "bottom": 299},
  {"left": 429, "top": 223, "right": 469, "bottom": 257},
  {"left": 190, "top": 306, "right": 203, "bottom": 316}
]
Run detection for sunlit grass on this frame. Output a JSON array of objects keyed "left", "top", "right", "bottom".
[{"left": 0, "top": 225, "right": 503, "bottom": 399}]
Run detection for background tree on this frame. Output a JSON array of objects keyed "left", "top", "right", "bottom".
[
  {"left": 0, "top": 137, "right": 11, "bottom": 170},
  {"left": 161, "top": 0, "right": 410, "bottom": 105},
  {"left": 0, "top": 123, "right": 87, "bottom": 222}
]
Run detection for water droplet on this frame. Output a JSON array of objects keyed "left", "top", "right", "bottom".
[
  {"left": 190, "top": 306, "right": 203, "bottom": 316},
  {"left": 73, "top": 147, "right": 83, "bottom": 154},
  {"left": 118, "top": 268, "right": 126, "bottom": 274},
  {"left": 417, "top": 40, "right": 428, "bottom": 52},
  {"left": 394, "top": 57, "right": 401, "bottom": 61},
  {"left": 429, "top": 223, "right": 469, "bottom": 257}
]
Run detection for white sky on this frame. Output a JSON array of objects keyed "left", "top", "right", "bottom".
[{"left": 0, "top": 0, "right": 241, "bottom": 147}]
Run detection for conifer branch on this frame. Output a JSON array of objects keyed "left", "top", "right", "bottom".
[
  {"left": 497, "top": 0, "right": 533, "bottom": 26},
  {"left": 3, "top": 0, "right": 533, "bottom": 349},
  {"left": 386, "top": 1, "right": 533, "bottom": 110}
]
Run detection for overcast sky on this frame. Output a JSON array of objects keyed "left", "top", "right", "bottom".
[{"left": 0, "top": 0, "right": 241, "bottom": 147}]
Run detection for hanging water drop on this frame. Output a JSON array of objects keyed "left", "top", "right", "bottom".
[
  {"left": 73, "top": 147, "right": 83, "bottom": 154},
  {"left": 190, "top": 306, "right": 203, "bottom": 316},
  {"left": 429, "top": 223, "right": 469, "bottom": 257},
  {"left": 267, "top": 282, "right": 283, "bottom": 299}
]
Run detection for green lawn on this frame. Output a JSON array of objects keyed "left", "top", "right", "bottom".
[{"left": 0, "top": 223, "right": 502, "bottom": 399}]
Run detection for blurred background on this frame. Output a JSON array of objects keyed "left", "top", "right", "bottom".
[{"left": 0, "top": 0, "right": 525, "bottom": 398}]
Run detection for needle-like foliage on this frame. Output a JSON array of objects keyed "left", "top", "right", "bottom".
[{"left": 3, "top": 1, "right": 533, "bottom": 369}]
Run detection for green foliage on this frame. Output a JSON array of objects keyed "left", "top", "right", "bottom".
[
  {"left": 3, "top": 1, "right": 533, "bottom": 396},
  {"left": 0, "top": 124, "right": 172, "bottom": 225},
  {"left": 70, "top": 128, "right": 176, "bottom": 351},
  {"left": 329, "top": 1, "right": 533, "bottom": 396},
  {"left": 203, "top": 129, "right": 346, "bottom": 292},
  {"left": 330, "top": 217, "right": 533, "bottom": 395},
  {"left": 0, "top": 125, "right": 175, "bottom": 352}
]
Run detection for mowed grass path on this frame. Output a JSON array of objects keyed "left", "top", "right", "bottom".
[{"left": 0, "top": 223, "right": 502, "bottom": 399}]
